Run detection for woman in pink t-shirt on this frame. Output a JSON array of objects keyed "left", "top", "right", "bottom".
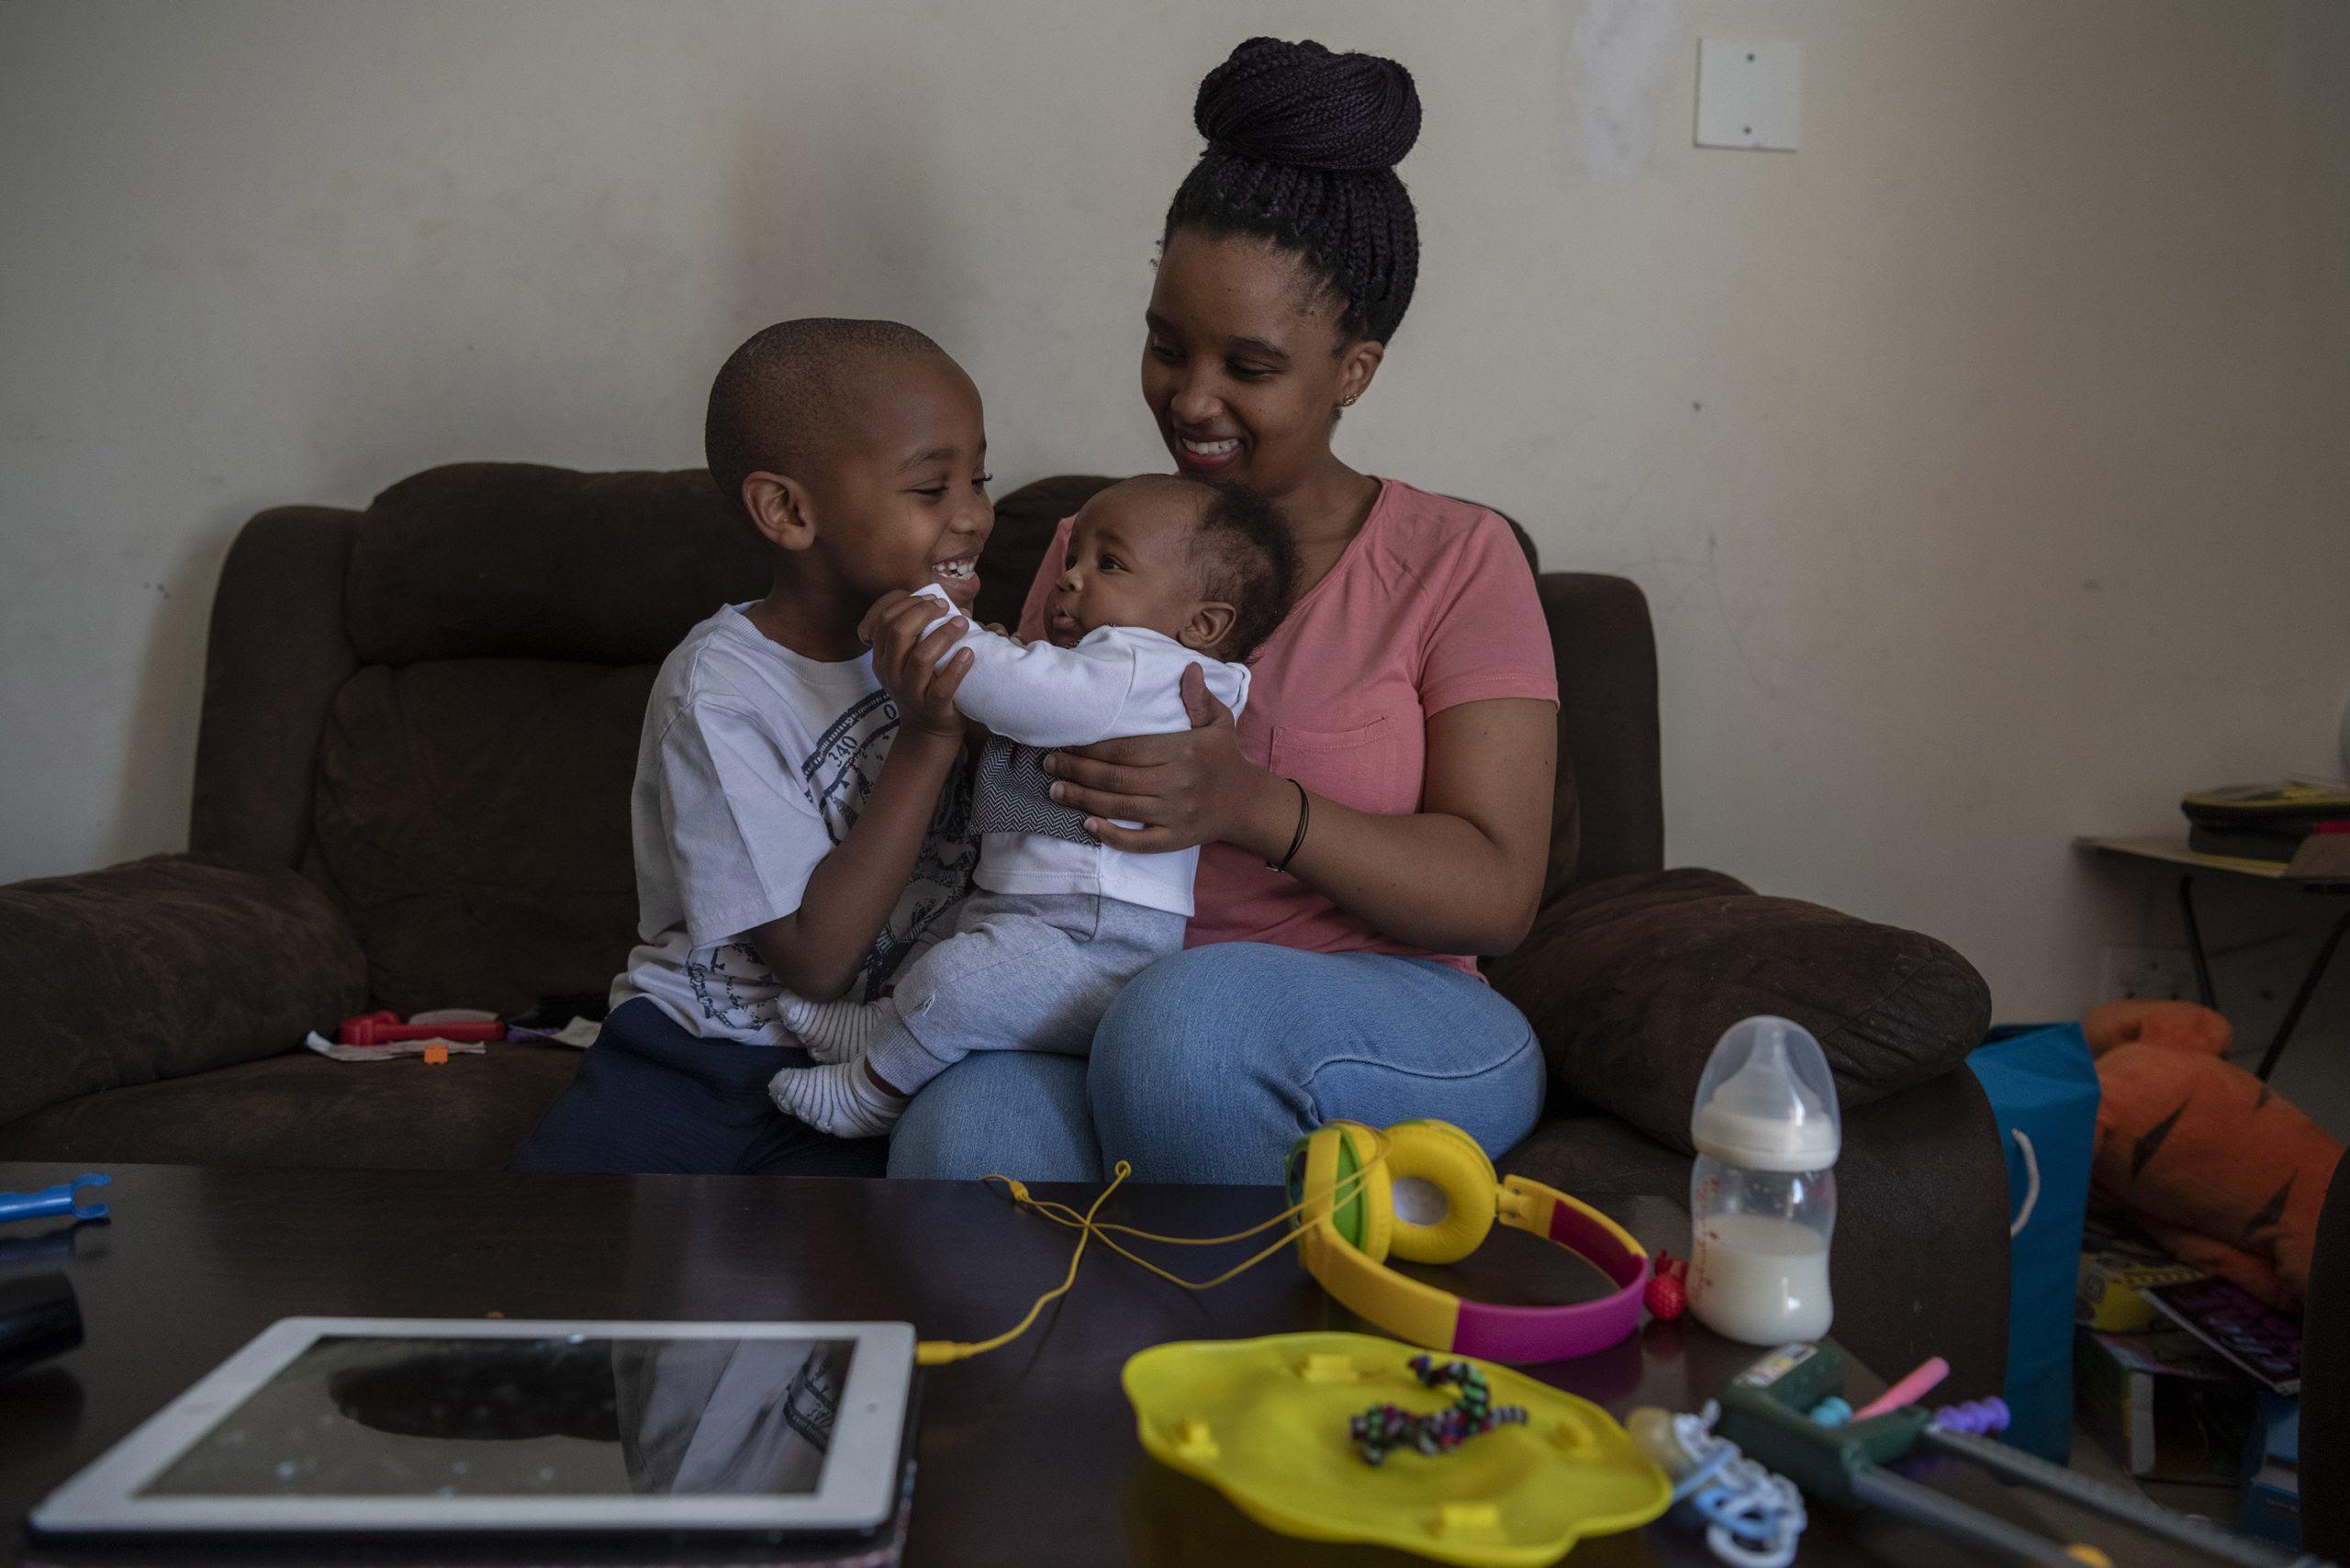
[{"left": 891, "top": 38, "right": 1554, "bottom": 1182}]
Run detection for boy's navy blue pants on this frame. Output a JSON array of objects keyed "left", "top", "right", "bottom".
[{"left": 510, "top": 998, "right": 887, "bottom": 1176}]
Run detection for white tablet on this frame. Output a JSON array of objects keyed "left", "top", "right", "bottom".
[{"left": 30, "top": 1317, "right": 917, "bottom": 1540}]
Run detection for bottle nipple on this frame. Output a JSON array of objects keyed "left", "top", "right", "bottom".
[{"left": 1690, "top": 1016, "right": 1841, "bottom": 1172}]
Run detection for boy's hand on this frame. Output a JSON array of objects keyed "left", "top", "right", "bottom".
[{"left": 862, "top": 590, "right": 973, "bottom": 740}]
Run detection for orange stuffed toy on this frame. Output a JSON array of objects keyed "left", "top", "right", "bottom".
[{"left": 2085, "top": 999, "right": 2343, "bottom": 1309}]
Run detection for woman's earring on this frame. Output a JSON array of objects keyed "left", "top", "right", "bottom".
[{"left": 1340, "top": 393, "right": 1359, "bottom": 407}]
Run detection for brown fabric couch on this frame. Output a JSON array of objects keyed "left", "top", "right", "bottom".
[{"left": 0, "top": 464, "right": 2009, "bottom": 1394}]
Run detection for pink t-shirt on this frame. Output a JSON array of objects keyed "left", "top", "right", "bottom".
[{"left": 1015, "top": 478, "right": 1558, "bottom": 977}]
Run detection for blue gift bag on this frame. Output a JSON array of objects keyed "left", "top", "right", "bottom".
[{"left": 1966, "top": 1023, "right": 2099, "bottom": 1462}]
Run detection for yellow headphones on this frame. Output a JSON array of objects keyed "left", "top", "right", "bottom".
[
  {"left": 917, "top": 1119, "right": 1648, "bottom": 1367},
  {"left": 1284, "top": 1119, "right": 1651, "bottom": 1362}
]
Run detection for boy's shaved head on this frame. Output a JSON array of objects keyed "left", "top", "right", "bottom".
[{"left": 705, "top": 318, "right": 947, "bottom": 519}]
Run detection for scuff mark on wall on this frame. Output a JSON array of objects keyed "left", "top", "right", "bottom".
[{"left": 1565, "top": 0, "right": 1683, "bottom": 185}]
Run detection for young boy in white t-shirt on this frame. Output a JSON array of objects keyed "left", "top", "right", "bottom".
[
  {"left": 766, "top": 476, "right": 1296, "bottom": 1138},
  {"left": 511, "top": 318, "right": 992, "bottom": 1175}
]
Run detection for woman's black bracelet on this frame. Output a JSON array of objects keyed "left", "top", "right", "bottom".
[{"left": 1267, "top": 778, "right": 1311, "bottom": 874}]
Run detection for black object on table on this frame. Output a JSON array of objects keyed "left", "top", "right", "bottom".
[{"left": 0, "top": 1273, "right": 81, "bottom": 1384}]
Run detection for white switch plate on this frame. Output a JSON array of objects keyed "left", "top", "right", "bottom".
[
  {"left": 2102, "top": 946, "right": 2196, "bottom": 1004},
  {"left": 1696, "top": 39, "right": 1802, "bottom": 151}
]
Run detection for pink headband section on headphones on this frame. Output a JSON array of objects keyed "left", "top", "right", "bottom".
[{"left": 1449, "top": 1199, "right": 1651, "bottom": 1362}]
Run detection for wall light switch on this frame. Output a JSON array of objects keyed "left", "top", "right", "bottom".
[{"left": 1696, "top": 39, "right": 1802, "bottom": 151}]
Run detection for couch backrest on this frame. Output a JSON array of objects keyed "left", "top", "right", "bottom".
[
  {"left": 191, "top": 464, "right": 1659, "bottom": 1013},
  {"left": 194, "top": 465, "right": 770, "bottom": 1012}
]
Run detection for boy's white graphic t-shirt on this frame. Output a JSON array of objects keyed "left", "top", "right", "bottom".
[{"left": 611, "top": 604, "right": 973, "bottom": 1046}]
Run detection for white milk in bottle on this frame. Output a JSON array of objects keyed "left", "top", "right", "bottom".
[{"left": 1686, "top": 1016, "right": 1841, "bottom": 1345}]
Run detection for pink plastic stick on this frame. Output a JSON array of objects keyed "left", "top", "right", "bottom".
[{"left": 1852, "top": 1356, "right": 1950, "bottom": 1421}]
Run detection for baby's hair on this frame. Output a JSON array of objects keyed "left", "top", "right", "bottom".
[
  {"left": 1188, "top": 480, "right": 1298, "bottom": 663},
  {"left": 1164, "top": 37, "right": 1421, "bottom": 345},
  {"left": 704, "top": 318, "right": 946, "bottom": 525}
]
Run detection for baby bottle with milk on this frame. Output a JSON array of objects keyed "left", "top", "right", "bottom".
[{"left": 1686, "top": 1016, "right": 1841, "bottom": 1345}]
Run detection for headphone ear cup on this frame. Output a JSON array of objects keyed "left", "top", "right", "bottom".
[
  {"left": 1381, "top": 1121, "right": 1498, "bottom": 1265},
  {"left": 1286, "top": 1123, "right": 1393, "bottom": 1263},
  {"left": 1395, "top": 1118, "right": 1498, "bottom": 1184}
]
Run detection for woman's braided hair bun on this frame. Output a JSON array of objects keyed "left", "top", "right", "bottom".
[
  {"left": 1169, "top": 37, "right": 1422, "bottom": 343},
  {"left": 1195, "top": 36, "right": 1420, "bottom": 174}
]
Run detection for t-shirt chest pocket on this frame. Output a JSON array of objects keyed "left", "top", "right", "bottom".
[{"left": 1268, "top": 712, "right": 1421, "bottom": 816}]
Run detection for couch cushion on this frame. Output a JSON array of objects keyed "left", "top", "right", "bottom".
[
  {"left": 347, "top": 465, "right": 770, "bottom": 666},
  {"left": 1488, "top": 868, "right": 1993, "bottom": 1154},
  {"left": 0, "top": 854, "right": 366, "bottom": 1127},
  {"left": 311, "top": 660, "right": 651, "bottom": 1014},
  {"left": 0, "top": 1043, "right": 581, "bottom": 1170}
]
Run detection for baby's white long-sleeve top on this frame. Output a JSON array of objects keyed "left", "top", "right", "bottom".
[{"left": 909, "top": 583, "right": 1251, "bottom": 917}]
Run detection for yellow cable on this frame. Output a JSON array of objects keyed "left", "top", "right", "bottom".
[
  {"left": 914, "top": 1160, "right": 1132, "bottom": 1367},
  {"left": 999, "top": 1186, "right": 1355, "bottom": 1291},
  {"left": 1027, "top": 1209, "right": 1307, "bottom": 1293},
  {"left": 916, "top": 1150, "right": 1391, "bottom": 1368},
  {"left": 987, "top": 1171, "right": 1370, "bottom": 1249},
  {"left": 1002, "top": 1148, "right": 1385, "bottom": 1244}
]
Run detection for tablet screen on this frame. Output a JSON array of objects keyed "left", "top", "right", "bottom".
[{"left": 140, "top": 1335, "right": 856, "bottom": 1500}]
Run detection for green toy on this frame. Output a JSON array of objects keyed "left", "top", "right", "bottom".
[{"left": 1712, "top": 1342, "right": 2321, "bottom": 1567}]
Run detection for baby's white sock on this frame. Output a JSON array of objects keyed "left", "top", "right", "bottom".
[
  {"left": 769, "top": 1060, "right": 906, "bottom": 1139},
  {"left": 783, "top": 995, "right": 893, "bottom": 1065}
]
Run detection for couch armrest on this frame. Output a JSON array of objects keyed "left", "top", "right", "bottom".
[
  {"left": 1832, "top": 1069, "right": 2011, "bottom": 1398},
  {"left": 1487, "top": 867, "right": 1992, "bottom": 1154},
  {"left": 0, "top": 853, "right": 367, "bottom": 1126}
]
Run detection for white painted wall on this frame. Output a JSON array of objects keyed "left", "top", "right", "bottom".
[{"left": 4, "top": 1, "right": 2346, "bottom": 1042}]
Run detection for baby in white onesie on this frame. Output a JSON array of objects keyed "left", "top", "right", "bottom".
[{"left": 769, "top": 475, "right": 1297, "bottom": 1137}]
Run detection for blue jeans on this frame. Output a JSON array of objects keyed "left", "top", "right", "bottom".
[{"left": 886, "top": 944, "right": 1546, "bottom": 1183}]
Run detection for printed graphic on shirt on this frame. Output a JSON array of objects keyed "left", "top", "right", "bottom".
[
  {"left": 678, "top": 690, "right": 974, "bottom": 1030},
  {"left": 803, "top": 691, "right": 975, "bottom": 1002},
  {"left": 782, "top": 1343, "right": 850, "bottom": 1450},
  {"left": 685, "top": 939, "right": 783, "bottom": 1031},
  {"left": 872, "top": 770, "right": 972, "bottom": 1001},
  {"left": 804, "top": 690, "right": 899, "bottom": 836}
]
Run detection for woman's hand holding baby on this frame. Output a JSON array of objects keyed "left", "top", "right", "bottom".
[
  {"left": 862, "top": 590, "right": 974, "bottom": 742},
  {"left": 1052, "top": 680, "right": 1555, "bottom": 955},
  {"left": 1042, "top": 664, "right": 1291, "bottom": 857}
]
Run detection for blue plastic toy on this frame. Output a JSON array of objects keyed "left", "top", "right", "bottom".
[{"left": 0, "top": 1173, "right": 112, "bottom": 1225}]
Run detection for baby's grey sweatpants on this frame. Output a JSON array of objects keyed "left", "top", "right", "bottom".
[{"left": 864, "top": 890, "right": 1188, "bottom": 1098}]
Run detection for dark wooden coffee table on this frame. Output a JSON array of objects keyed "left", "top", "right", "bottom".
[{"left": 0, "top": 1163, "right": 2136, "bottom": 1567}]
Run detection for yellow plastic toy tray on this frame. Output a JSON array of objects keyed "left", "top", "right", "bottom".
[{"left": 1123, "top": 1332, "right": 1670, "bottom": 1567}]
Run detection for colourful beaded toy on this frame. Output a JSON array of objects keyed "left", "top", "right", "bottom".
[{"left": 1348, "top": 1355, "right": 1529, "bottom": 1465}]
